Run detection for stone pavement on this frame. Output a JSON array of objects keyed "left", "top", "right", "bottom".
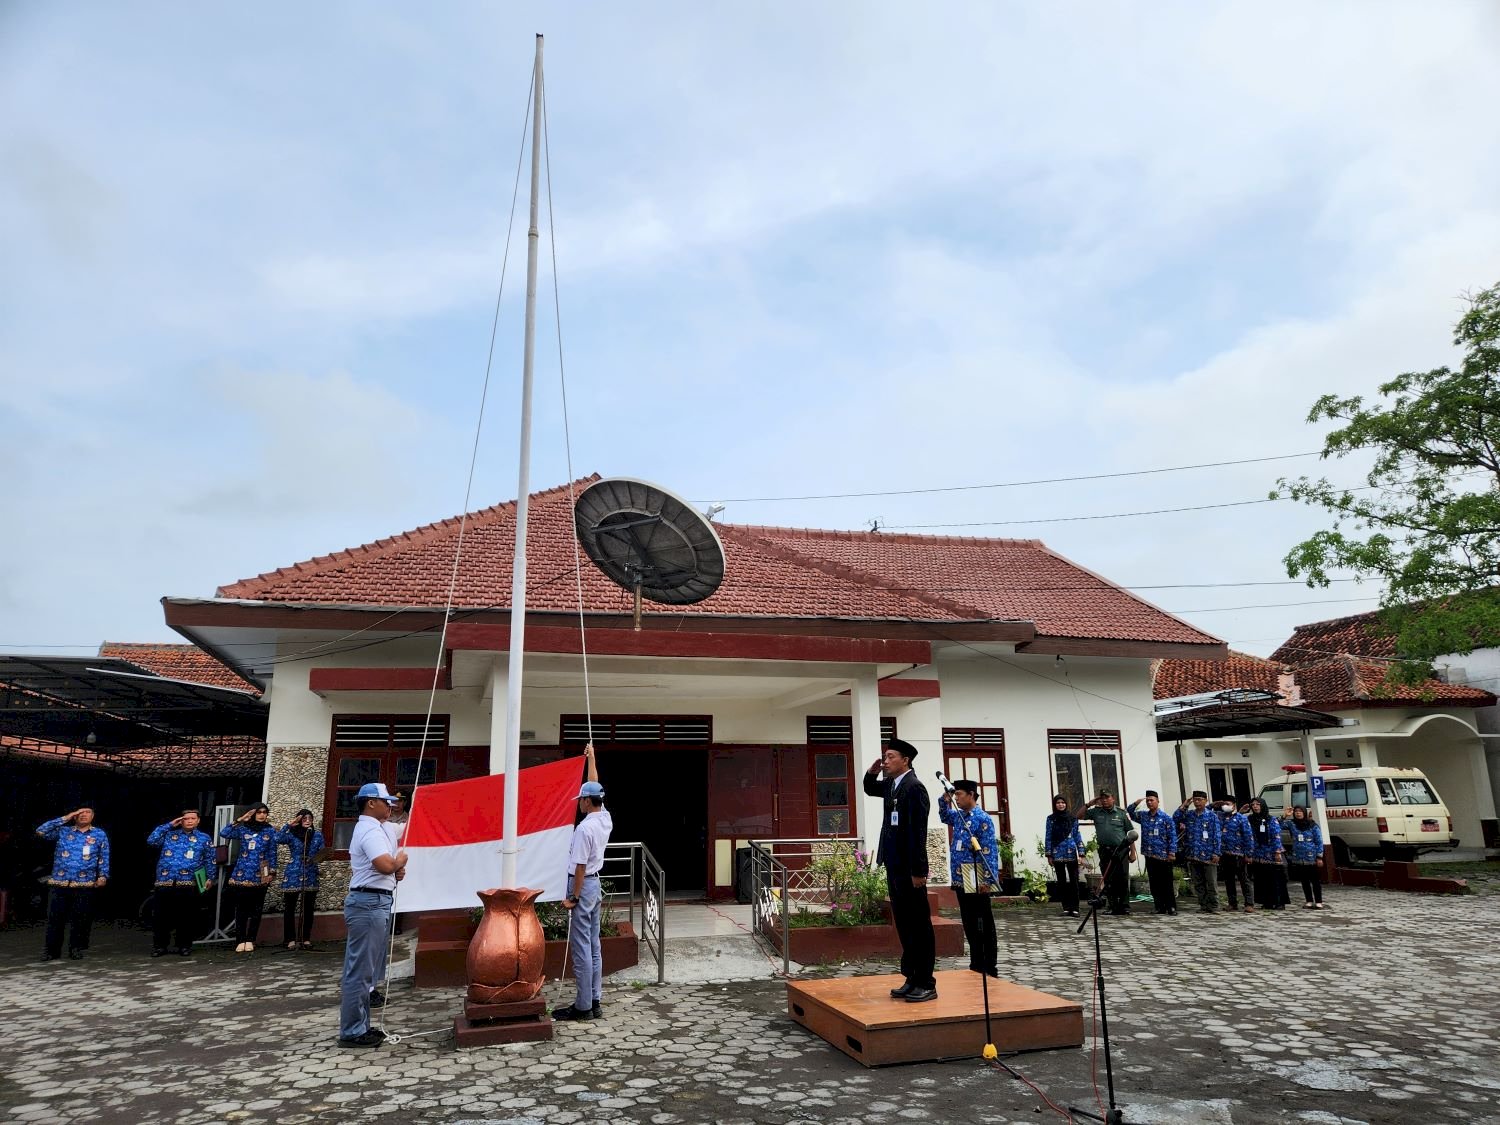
[{"left": 2, "top": 882, "right": 1499, "bottom": 1125}]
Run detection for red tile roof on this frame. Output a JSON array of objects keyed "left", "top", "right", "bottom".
[
  {"left": 1291, "top": 655, "right": 1495, "bottom": 709},
  {"left": 1, "top": 733, "right": 265, "bottom": 778},
  {"left": 215, "top": 476, "right": 1221, "bottom": 647},
  {"left": 1270, "top": 609, "right": 1394, "bottom": 665},
  {"left": 1154, "top": 650, "right": 1288, "bottom": 700},
  {"left": 99, "top": 642, "right": 261, "bottom": 695}
]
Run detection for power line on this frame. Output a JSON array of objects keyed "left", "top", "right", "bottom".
[
  {"left": 887, "top": 497, "right": 1276, "bottom": 529},
  {"left": 1165, "top": 596, "right": 1381, "bottom": 614},
  {"left": 694, "top": 451, "right": 1322, "bottom": 504}
]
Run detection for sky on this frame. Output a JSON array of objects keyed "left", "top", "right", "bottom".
[{"left": 3, "top": 1, "right": 1499, "bottom": 663}]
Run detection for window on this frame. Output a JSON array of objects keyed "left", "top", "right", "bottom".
[
  {"left": 1291, "top": 782, "right": 1308, "bottom": 808},
  {"left": 806, "top": 716, "right": 896, "bottom": 745},
  {"left": 324, "top": 715, "right": 486, "bottom": 852},
  {"left": 942, "top": 729, "right": 1007, "bottom": 828},
  {"left": 1325, "top": 779, "right": 1368, "bottom": 808},
  {"left": 1048, "top": 729, "right": 1122, "bottom": 811},
  {"left": 560, "top": 715, "right": 712, "bottom": 746},
  {"left": 1261, "top": 787, "right": 1284, "bottom": 814},
  {"left": 1378, "top": 778, "right": 1398, "bottom": 804},
  {"left": 1206, "top": 765, "right": 1253, "bottom": 805},
  {"left": 1392, "top": 777, "right": 1438, "bottom": 805},
  {"left": 813, "top": 752, "right": 852, "bottom": 835}
]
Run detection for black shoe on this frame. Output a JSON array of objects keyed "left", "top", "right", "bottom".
[
  {"left": 551, "top": 1004, "right": 596, "bottom": 1021},
  {"left": 177, "top": 947, "right": 192, "bottom": 957},
  {"left": 68, "top": 949, "right": 84, "bottom": 960},
  {"left": 338, "top": 1030, "right": 386, "bottom": 1048},
  {"left": 151, "top": 948, "right": 168, "bottom": 958},
  {"left": 591, "top": 1002, "right": 603, "bottom": 1019},
  {"left": 369, "top": 989, "right": 386, "bottom": 1008},
  {"left": 40, "top": 953, "right": 57, "bottom": 963},
  {"left": 889, "top": 982, "right": 915, "bottom": 998},
  {"left": 904, "top": 987, "right": 939, "bottom": 1003}
]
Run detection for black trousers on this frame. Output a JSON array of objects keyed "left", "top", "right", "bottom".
[
  {"left": 232, "top": 885, "right": 269, "bottom": 944},
  {"left": 1251, "top": 861, "right": 1289, "bottom": 909},
  {"left": 1289, "top": 863, "right": 1323, "bottom": 904},
  {"left": 1102, "top": 855, "right": 1131, "bottom": 914},
  {"left": 1221, "top": 855, "right": 1252, "bottom": 909},
  {"left": 1145, "top": 857, "right": 1177, "bottom": 913},
  {"left": 887, "top": 876, "right": 935, "bottom": 990},
  {"left": 955, "top": 891, "right": 997, "bottom": 975},
  {"left": 153, "top": 885, "right": 200, "bottom": 951},
  {"left": 283, "top": 889, "right": 317, "bottom": 944},
  {"left": 44, "top": 886, "right": 96, "bottom": 956},
  {"left": 1052, "top": 861, "right": 1080, "bottom": 913}
]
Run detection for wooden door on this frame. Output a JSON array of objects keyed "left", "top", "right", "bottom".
[{"left": 707, "top": 746, "right": 775, "bottom": 897}]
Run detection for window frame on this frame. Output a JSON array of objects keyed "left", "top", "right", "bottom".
[
  {"left": 941, "top": 728, "right": 1008, "bottom": 834},
  {"left": 1047, "top": 729, "right": 1124, "bottom": 815}
]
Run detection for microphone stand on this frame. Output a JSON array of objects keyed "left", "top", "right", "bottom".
[
  {"left": 938, "top": 782, "right": 1001, "bottom": 1059},
  {"left": 1070, "top": 837, "right": 1137, "bottom": 1125}
]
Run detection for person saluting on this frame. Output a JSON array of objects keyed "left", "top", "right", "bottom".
[
  {"left": 36, "top": 807, "right": 109, "bottom": 962},
  {"left": 147, "top": 809, "right": 215, "bottom": 957}
]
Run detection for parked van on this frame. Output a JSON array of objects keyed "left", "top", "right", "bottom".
[{"left": 1257, "top": 766, "right": 1458, "bottom": 865}]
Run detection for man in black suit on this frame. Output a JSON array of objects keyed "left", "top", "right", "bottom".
[{"left": 862, "top": 738, "right": 937, "bottom": 1002}]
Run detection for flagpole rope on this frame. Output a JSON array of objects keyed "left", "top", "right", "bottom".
[{"left": 374, "top": 64, "right": 536, "bottom": 1037}]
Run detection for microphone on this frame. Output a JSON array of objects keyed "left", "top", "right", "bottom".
[{"left": 935, "top": 771, "right": 956, "bottom": 794}]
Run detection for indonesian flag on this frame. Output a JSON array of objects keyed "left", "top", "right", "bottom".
[{"left": 395, "top": 756, "right": 579, "bottom": 913}]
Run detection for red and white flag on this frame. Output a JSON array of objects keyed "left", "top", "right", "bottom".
[{"left": 395, "top": 756, "right": 579, "bottom": 913}]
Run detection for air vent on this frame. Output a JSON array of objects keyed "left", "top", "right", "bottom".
[
  {"left": 807, "top": 716, "right": 897, "bottom": 745},
  {"left": 1047, "top": 729, "right": 1122, "bottom": 750},
  {"left": 559, "top": 715, "right": 712, "bottom": 746}
]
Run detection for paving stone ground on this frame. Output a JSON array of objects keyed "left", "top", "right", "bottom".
[{"left": 3, "top": 876, "right": 1499, "bottom": 1125}]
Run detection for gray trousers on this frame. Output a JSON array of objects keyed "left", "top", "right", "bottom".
[
  {"left": 1189, "top": 861, "right": 1219, "bottom": 912},
  {"left": 569, "top": 875, "right": 603, "bottom": 1011},
  {"left": 340, "top": 890, "right": 391, "bottom": 1038}
]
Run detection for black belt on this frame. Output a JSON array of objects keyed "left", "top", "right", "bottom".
[{"left": 350, "top": 886, "right": 393, "bottom": 896}]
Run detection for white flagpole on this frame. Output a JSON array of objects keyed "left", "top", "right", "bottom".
[{"left": 501, "top": 33, "right": 544, "bottom": 889}]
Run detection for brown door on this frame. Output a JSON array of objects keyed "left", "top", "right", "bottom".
[{"left": 707, "top": 746, "right": 775, "bottom": 898}]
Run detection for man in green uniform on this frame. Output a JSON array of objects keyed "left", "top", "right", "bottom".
[{"left": 1076, "top": 789, "right": 1134, "bottom": 915}]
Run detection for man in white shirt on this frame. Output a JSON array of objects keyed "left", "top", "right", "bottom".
[
  {"left": 553, "top": 744, "right": 613, "bottom": 1022},
  {"left": 338, "top": 782, "right": 407, "bottom": 1047}
]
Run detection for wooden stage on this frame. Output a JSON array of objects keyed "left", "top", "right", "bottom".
[{"left": 786, "top": 970, "right": 1083, "bottom": 1067}]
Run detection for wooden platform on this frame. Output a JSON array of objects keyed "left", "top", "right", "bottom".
[{"left": 786, "top": 971, "right": 1083, "bottom": 1067}]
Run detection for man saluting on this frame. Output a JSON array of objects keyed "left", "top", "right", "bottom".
[
  {"left": 864, "top": 739, "right": 937, "bottom": 1003},
  {"left": 36, "top": 807, "right": 109, "bottom": 962}
]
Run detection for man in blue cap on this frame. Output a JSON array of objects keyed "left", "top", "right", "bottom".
[
  {"left": 554, "top": 743, "right": 613, "bottom": 1022},
  {"left": 338, "top": 782, "right": 406, "bottom": 1047}
]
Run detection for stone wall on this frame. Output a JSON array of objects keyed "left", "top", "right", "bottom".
[
  {"left": 264, "top": 743, "right": 348, "bottom": 912},
  {"left": 925, "top": 828, "right": 950, "bottom": 886}
]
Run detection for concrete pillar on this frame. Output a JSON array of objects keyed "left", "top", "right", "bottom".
[
  {"left": 851, "top": 669, "right": 882, "bottom": 851},
  {"left": 488, "top": 656, "right": 509, "bottom": 775}
]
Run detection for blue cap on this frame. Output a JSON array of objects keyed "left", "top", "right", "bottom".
[
  {"left": 355, "top": 782, "right": 400, "bottom": 804},
  {"left": 577, "top": 781, "right": 605, "bottom": 800}
]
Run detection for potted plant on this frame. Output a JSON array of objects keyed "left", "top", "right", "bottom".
[
  {"left": 1021, "top": 866, "right": 1050, "bottom": 903},
  {"left": 1081, "top": 838, "right": 1104, "bottom": 895},
  {"left": 997, "top": 836, "right": 1023, "bottom": 896}
]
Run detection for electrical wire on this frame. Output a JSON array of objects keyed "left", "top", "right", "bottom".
[{"left": 693, "top": 451, "right": 1323, "bottom": 503}]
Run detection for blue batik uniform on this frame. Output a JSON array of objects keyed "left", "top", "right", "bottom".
[
  {"left": 1246, "top": 817, "right": 1283, "bottom": 862},
  {"left": 149, "top": 824, "right": 215, "bottom": 886},
  {"left": 220, "top": 823, "right": 279, "bottom": 886},
  {"left": 1130, "top": 807, "right": 1176, "bottom": 860},
  {"left": 937, "top": 801, "right": 1000, "bottom": 887},
  {"left": 275, "top": 826, "right": 324, "bottom": 891},
  {"left": 1282, "top": 819, "right": 1323, "bottom": 864},
  {"left": 1043, "top": 814, "right": 1084, "bottom": 861},
  {"left": 1176, "top": 807, "right": 1222, "bottom": 861},
  {"left": 1219, "top": 811, "right": 1251, "bottom": 856},
  {"left": 37, "top": 819, "right": 110, "bottom": 887}
]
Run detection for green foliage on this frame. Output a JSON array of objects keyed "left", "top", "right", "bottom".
[
  {"left": 805, "top": 842, "right": 888, "bottom": 926},
  {"left": 1276, "top": 281, "right": 1500, "bottom": 679},
  {"left": 1021, "top": 867, "right": 1050, "bottom": 901}
]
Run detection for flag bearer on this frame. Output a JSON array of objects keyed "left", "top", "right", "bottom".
[{"left": 554, "top": 742, "right": 613, "bottom": 1022}]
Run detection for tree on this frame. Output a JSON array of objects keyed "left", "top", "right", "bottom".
[{"left": 1275, "top": 282, "right": 1500, "bottom": 679}]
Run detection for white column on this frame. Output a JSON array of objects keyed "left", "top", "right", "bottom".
[
  {"left": 488, "top": 657, "right": 509, "bottom": 776},
  {"left": 851, "top": 669, "right": 882, "bottom": 851},
  {"left": 1300, "top": 729, "right": 1331, "bottom": 863}
]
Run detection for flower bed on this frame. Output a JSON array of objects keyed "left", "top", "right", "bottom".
[{"left": 759, "top": 896, "right": 965, "bottom": 964}]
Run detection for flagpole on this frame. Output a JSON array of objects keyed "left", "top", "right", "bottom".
[{"left": 501, "top": 32, "right": 544, "bottom": 889}]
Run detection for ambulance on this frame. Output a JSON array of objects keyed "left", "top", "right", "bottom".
[{"left": 1257, "top": 765, "right": 1458, "bottom": 865}]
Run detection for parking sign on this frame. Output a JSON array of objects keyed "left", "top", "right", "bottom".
[{"left": 1310, "top": 775, "right": 1326, "bottom": 800}]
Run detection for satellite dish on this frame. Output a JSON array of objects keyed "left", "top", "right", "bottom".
[{"left": 574, "top": 478, "right": 726, "bottom": 621}]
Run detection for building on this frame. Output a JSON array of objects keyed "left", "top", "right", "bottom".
[
  {"left": 162, "top": 476, "right": 1226, "bottom": 907},
  {"left": 1155, "top": 630, "right": 1498, "bottom": 854}
]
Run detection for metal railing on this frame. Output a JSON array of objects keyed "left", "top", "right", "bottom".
[
  {"left": 600, "top": 840, "right": 666, "bottom": 984},
  {"left": 749, "top": 836, "right": 863, "bottom": 976}
]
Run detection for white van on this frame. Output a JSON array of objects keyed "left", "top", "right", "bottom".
[{"left": 1257, "top": 766, "right": 1458, "bottom": 865}]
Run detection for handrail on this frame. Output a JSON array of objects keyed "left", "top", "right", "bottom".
[
  {"left": 601, "top": 840, "right": 666, "bottom": 984},
  {"left": 749, "top": 836, "right": 863, "bottom": 975}
]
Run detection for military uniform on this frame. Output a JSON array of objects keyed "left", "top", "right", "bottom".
[
  {"left": 1082, "top": 804, "right": 1133, "bottom": 914},
  {"left": 148, "top": 822, "right": 215, "bottom": 954},
  {"left": 1175, "top": 805, "right": 1221, "bottom": 912},
  {"left": 37, "top": 817, "right": 110, "bottom": 960},
  {"left": 1129, "top": 803, "right": 1177, "bottom": 914}
]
